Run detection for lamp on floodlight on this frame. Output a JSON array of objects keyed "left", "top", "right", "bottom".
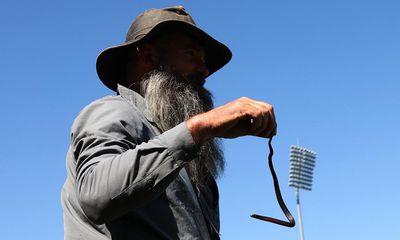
[{"left": 289, "top": 145, "right": 317, "bottom": 240}]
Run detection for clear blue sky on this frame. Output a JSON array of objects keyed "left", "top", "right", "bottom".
[{"left": 1, "top": 0, "right": 399, "bottom": 239}]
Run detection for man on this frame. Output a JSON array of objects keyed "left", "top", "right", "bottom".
[{"left": 62, "top": 6, "right": 276, "bottom": 240}]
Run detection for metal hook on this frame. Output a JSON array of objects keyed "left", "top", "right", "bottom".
[{"left": 251, "top": 137, "right": 296, "bottom": 227}]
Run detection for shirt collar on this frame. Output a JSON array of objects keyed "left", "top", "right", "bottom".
[{"left": 117, "top": 84, "right": 154, "bottom": 123}]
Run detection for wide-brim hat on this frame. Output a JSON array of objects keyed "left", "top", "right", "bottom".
[{"left": 96, "top": 6, "right": 232, "bottom": 91}]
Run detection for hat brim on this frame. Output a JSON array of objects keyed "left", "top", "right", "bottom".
[{"left": 96, "top": 21, "right": 232, "bottom": 91}]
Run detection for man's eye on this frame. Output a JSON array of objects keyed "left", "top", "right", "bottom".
[
  {"left": 184, "top": 49, "right": 196, "bottom": 57},
  {"left": 184, "top": 49, "right": 206, "bottom": 63}
]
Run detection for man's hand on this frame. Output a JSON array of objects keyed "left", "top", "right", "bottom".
[{"left": 186, "top": 97, "right": 277, "bottom": 144}]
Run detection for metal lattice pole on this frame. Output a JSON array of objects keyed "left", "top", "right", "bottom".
[{"left": 289, "top": 146, "right": 317, "bottom": 240}]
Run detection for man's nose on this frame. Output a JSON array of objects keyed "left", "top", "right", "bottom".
[{"left": 197, "top": 61, "right": 209, "bottom": 79}]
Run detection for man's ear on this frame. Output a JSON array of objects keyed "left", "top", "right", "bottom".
[{"left": 138, "top": 43, "right": 160, "bottom": 68}]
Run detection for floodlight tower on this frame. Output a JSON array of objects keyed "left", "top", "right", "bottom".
[{"left": 289, "top": 146, "right": 317, "bottom": 240}]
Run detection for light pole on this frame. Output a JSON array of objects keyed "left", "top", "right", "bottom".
[{"left": 289, "top": 146, "right": 317, "bottom": 240}]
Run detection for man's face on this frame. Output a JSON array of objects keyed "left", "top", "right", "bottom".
[
  {"left": 156, "top": 32, "right": 209, "bottom": 87},
  {"left": 140, "top": 34, "right": 225, "bottom": 187}
]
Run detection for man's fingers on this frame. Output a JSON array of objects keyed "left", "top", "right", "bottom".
[
  {"left": 248, "top": 114, "right": 263, "bottom": 133},
  {"left": 246, "top": 100, "right": 276, "bottom": 137},
  {"left": 249, "top": 113, "right": 265, "bottom": 135},
  {"left": 255, "top": 119, "right": 277, "bottom": 138},
  {"left": 252, "top": 114, "right": 277, "bottom": 137}
]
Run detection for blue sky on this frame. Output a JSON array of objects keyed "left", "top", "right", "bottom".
[{"left": 1, "top": 0, "right": 399, "bottom": 239}]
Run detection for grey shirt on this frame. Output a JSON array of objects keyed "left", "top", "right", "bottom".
[{"left": 61, "top": 85, "right": 220, "bottom": 239}]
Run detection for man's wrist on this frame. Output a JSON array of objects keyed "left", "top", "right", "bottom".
[{"left": 186, "top": 114, "right": 211, "bottom": 144}]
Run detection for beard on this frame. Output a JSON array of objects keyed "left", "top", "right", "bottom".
[{"left": 140, "top": 69, "right": 225, "bottom": 188}]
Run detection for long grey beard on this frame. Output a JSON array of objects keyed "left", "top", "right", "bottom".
[{"left": 141, "top": 70, "right": 224, "bottom": 188}]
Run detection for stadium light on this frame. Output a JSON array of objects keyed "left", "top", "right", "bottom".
[{"left": 289, "top": 145, "right": 317, "bottom": 240}]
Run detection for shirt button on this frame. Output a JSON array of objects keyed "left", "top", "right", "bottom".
[{"left": 146, "top": 178, "right": 155, "bottom": 190}]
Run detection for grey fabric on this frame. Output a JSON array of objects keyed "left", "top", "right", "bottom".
[{"left": 61, "top": 85, "right": 220, "bottom": 239}]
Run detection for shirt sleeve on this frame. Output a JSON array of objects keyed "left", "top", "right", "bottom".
[{"left": 70, "top": 96, "right": 199, "bottom": 224}]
